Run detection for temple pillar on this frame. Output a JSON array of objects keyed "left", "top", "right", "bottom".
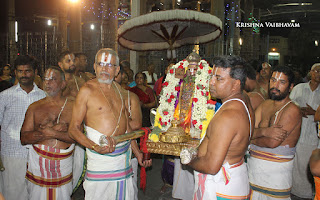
[
  {"left": 8, "top": 0, "right": 17, "bottom": 65},
  {"left": 101, "top": 0, "right": 118, "bottom": 51},
  {"left": 209, "top": 0, "right": 224, "bottom": 57},
  {"left": 69, "top": 0, "right": 82, "bottom": 52},
  {"left": 130, "top": 0, "right": 141, "bottom": 74},
  {"left": 240, "top": 0, "right": 254, "bottom": 61}
]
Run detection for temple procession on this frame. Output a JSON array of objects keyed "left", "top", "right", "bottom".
[{"left": 0, "top": 0, "right": 320, "bottom": 200}]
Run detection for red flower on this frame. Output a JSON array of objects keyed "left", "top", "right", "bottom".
[
  {"left": 167, "top": 99, "right": 172, "bottom": 103},
  {"left": 164, "top": 122, "right": 168, "bottom": 126},
  {"left": 163, "top": 111, "right": 169, "bottom": 115},
  {"left": 159, "top": 117, "right": 162, "bottom": 122},
  {"left": 207, "top": 99, "right": 216, "bottom": 105},
  {"left": 208, "top": 69, "right": 212, "bottom": 74},
  {"left": 206, "top": 91, "right": 209, "bottom": 96},
  {"left": 170, "top": 95, "right": 175, "bottom": 99},
  {"left": 199, "top": 125, "right": 203, "bottom": 130},
  {"left": 201, "top": 91, "right": 204, "bottom": 96},
  {"left": 192, "top": 120, "right": 197, "bottom": 125},
  {"left": 163, "top": 82, "right": 169, "bottom": 86},
  {"left": 199, "top": 63, "right": 203, "bottom": 69},
  {"left": 193, "top": 98, "right": 198, "bottom": 103},
  {"left": 169, "top": 69, "right": 174, "bottom": 74},
  {"left": 160, "top": 121, "right": 163, "bottom": 125},
  {"left": 175, "top": 86, "right": 180, "bottom": 91},
  {"left": 197, "top": 85, "right": 200, "bottom": 90},
  {"left": 178, "top": 65, "right": 184, "bottom": 69}
]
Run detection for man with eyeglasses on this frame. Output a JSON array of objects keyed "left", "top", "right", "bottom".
[
  {"left": 68, "top": 48, "right": 151, "bottom": 199},
  {"left": 290, "top": 63, "right": 320, "bottom": 199}
]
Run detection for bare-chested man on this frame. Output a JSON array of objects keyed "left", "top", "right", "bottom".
[
  {"left": 58, "top": 51, "right": 85, "bottom": 98},
  {"left": 257, "top": 62, "right": 272, "bottom": 98},
  {"left": 74, "top": 53, "right": 95, "bottom": 81},
  {"left": 183, "top": 56, "right": 254, "bottom": 199},
  {"left": 69, "top": 48, "right": 151, "bottom": 199},
  {"left": 248, "top": 66, "right": 302, "bottom": 199},
  {"left": 20, "top": 66, "right": 75, "bottom": 200}
]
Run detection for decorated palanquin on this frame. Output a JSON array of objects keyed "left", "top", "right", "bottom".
[{"left": 147, "top": 51, "right": 216, "bottom": 156}]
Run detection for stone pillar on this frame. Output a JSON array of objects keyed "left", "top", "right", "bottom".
[
  {"left": 209, "top": 0, "right": 224, "bottom": 56},
  {"left": 69, "top": 1, "right": 82, "bottom": 52},
  {"left": 8, "top": 0, "right": 17, "bottom": 65},
  {"left": 240, "top": 0, "right": 253, "bottom": 61},
  {"left": 58, "top": 0, "right": 68, "bottom": 50},
  {"left": 101, "top": 0, "right": 118, "bottom": 50},
  {"left": 130, "top": 0, "right": 140, "bottom": 74}
]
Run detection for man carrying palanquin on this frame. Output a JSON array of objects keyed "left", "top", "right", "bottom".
[
  {"left": 21, "top": 66, "right": 75, "bottom": 200},
  {"left": 150, "top": 50, "right": 214, "bottom": 200},
  {"left": 182, "top": 55, "right": 254, "bottom": 199},
  {"left": 248, "top": 66, "right": 302, "bottom": 199},
  {"left": 68, "top": 48, "right": 151, "bottom": 199}
]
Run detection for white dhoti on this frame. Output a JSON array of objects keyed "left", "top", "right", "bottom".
[
  {"left": 83, "top": 126, "right": 134, "bottom": 200},
  {"left": 291, "top": 142, "right": 317, "bottom": 199},
  {"left": 193, "top": 160, "right": 250, "bottom": 200},
  {"left": 26, "top": 144, "right": 75, "bottom": 200},
  {"left": 248, "top": 145, "right": 295, "bottom": 199},
  {"left": 172, "top": 158, "right": 195, "bottom": 200}
]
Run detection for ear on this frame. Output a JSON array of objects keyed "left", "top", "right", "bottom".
[
  {"left": 232, "top": 79, "right": 241, "bottom": 92},
  {"left": 93, "top": 63, "right": 97, "bottom": 75},
  {"left": 58, "top": 61, "right": 62, "bottom": 68},
  {"left": 35, "top": 69, "right": 38, "bottom": 76},
  {"left": 115, "top": 66, "right": 120, "bottom": 76},
  {"left": 289, "top": 83, "right": 294, "bottom": 92},
  {"left": 61, "top": 80, "right": 67, "bottom": 90}
]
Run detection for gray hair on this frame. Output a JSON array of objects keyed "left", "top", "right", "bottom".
[{"left": 95, "top": 48, "right": 119, "bottom": 66}]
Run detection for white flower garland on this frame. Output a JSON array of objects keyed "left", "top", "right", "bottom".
[{"left": 155, "top": 59, "right": 212, "bottom": 138}]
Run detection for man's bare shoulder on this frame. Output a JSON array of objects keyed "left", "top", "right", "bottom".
[
  {"left": 28, "top": 98, "right": 48, "bottom": 110},
  {"left": 80, "top": 79, "right": 98, "bottom": 93},
  {"left": 285, "top": 101, "right": 302, "bottom": 118}
]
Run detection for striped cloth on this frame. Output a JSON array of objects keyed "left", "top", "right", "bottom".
[
  {"left": 83, "top": 126, "right": 134, "bottom": 200},
  {"left": 26, "top": 144, "right": 75, "bottom": 200}
]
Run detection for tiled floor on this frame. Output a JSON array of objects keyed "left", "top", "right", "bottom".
[{"left": 72, "top": 155, "right": 175, "bottom": 200}]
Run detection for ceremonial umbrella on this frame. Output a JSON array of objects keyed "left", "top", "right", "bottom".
[{"left": 118, "top": 9, "right": 222, "bottom": 54}]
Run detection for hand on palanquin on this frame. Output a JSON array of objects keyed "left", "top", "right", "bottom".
[
  {"left": 136, "top": 151, "right": 152, "bottom": 168},
  {"left": 92, "top": 136, "right": 116, "bottom": 154}
]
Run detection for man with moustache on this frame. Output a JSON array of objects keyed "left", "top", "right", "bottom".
[
  {"left": 257, "top": 62, "right": 272, "bottom": 99},
  {"left": 21, "top": 66, "right": 75, "bottom": 200},
  {"left": 248, "top": 66, "right": 302, "bottom": 199},
  {"left": 290, "top": 63, "right": 320, "bottom": 200},
  {"left": 0, "top": 55, "right": 46, "bottom": 200},
  {"left": 183, "top": 56, "right": 254, "bottom": 199},
  {"left": 74, "top": 53, "right": 95, "bottom": 81},
  {"left": 58, "top": 51, "right": 85, "bottom": 98},
  {"left": 69, "top": 48, "right": 151, "bottom": 199}
]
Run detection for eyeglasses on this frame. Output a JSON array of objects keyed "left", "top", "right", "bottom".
[{"left": 96, "top": 62, "right": 117, "bottom": 68}]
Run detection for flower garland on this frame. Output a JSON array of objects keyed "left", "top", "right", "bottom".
[{"left": 150, "top": 59, "right": 214, "bottom": 141}]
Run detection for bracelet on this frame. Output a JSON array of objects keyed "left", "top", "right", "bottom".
[{"left": 92, "top": 144, "right": 99, "bottom": 151}]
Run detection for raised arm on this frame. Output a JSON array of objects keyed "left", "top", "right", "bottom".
[{"left": 189, "top": 110, "right": 238, "bottom": 175}]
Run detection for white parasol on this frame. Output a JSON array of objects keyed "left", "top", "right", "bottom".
[{"left": 118, "top": 9, "right": 223, "bottom": 52}]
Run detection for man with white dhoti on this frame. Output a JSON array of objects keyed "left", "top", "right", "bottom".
[
  {"left": 248, "top": 66, "right": 302, "bottom": 199},
  {"left": 183, "top": 56, "right": 254, "bottom": 199},
  {"left": 69, "top": 48, "right": 151, "bottom": 200},
  {"left": 21, "top": 66, "right": 76, "bottom": 199},
  {"left": 290, "top": 63, "right": 320, "bottom": 199}
]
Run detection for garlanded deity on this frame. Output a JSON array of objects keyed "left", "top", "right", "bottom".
[{"left": 149, "top": 51, "right": 216, "bottom": 142}]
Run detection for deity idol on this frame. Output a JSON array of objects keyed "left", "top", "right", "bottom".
[{"left": 149, "top": 51, "right": 215, "bottom": 142}]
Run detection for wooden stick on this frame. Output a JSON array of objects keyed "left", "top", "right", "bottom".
[{"left": 113, "top": 129, "right": 146, "bottom": 143}]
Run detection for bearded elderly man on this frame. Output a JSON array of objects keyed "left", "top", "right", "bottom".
[
  {"left": 69, "top": 48, "right": 151, "bottom": 200},
  {"left": 184, "top": 56, "right": 254, "bottom": 199},
  {"left": 248, "top": 66, "right": 302, "bottom": 199},
  {"left": 21, "top": 66, "right": 75, "bottom": 200}
]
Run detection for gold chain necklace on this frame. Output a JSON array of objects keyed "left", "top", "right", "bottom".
[{"left": 98, "top": 82, "right": 124, "bottom": 136}]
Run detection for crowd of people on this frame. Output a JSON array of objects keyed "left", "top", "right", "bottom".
[{"left": 0, "top": 47, "right": 319, "bottom": 200}]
